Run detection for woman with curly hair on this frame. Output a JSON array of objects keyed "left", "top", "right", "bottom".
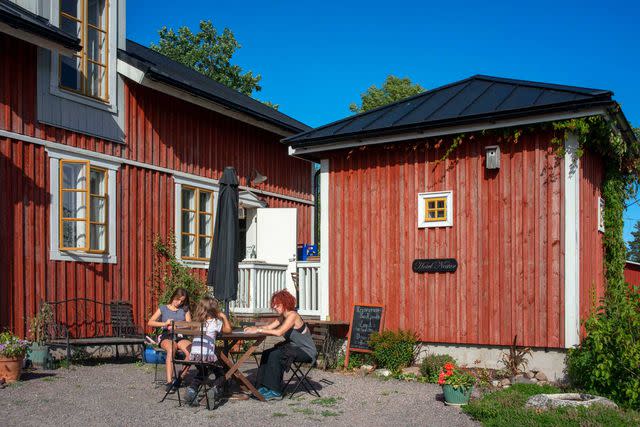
[{"left": 244, "top": 289, "right": 317, "bottom": 400}]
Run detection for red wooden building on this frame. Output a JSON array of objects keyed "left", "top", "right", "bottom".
[
  {"left": 0, "top": 0, "right": 315, "bottom": 338},
  {"left": 287, "top": 75, "right": 637, "bottom": 378}
]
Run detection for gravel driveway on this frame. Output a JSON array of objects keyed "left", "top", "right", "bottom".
[{"left": 0, "top": 362, "right": 478, "bottom": 426}]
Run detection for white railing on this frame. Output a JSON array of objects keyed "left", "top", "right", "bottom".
[
  {"left": 231, "top": 261, "right": 288, "bottom": 314},
  {"left": 296, "top": 261, "right": 321, "bottom": 317}
]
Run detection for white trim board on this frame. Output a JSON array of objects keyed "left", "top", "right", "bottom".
[
  {"left": 319, "top": 159, "right": 330, "bottom": 320},
  {"left": 564, "top": 133, "right": 580, "bottom": 348},
  {"left": 288, "top": 108, "right": 608, "bottom": 158},
  {"left": 0, "top": 128, "right": 314, "bottom": 206}
]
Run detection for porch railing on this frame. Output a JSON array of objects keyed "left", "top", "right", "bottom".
[
  {"left": 296, "top": 261, "right": 321, "bottom": 317},
  {"left": 230, "top": 261, "right": 288, "bottom": 314}
]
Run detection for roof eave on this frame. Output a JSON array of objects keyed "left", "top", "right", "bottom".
[{"left": 0, "top": 10, "right": 81, "bottom": 55}]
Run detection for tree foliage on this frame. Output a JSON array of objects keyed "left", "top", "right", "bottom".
[
  {"left": 151, "top": 20, "right": 261, "bottom": 96},
  {"left": 628, "top": 221, "right": 640, "bottom": 262},
  {"left": 349, "top": 75, "right": 425, "bottom": 113}
]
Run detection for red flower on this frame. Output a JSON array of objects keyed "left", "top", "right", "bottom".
[
  {"left": 444, "top": 362, "right": 455, "bottom": 373},
  {"left": 438, "top": 372, "right": 446, "bottom": 385}
]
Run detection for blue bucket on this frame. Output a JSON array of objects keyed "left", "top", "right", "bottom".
[{"left": 143, "top": 346, "right": 166, "bottom": 364}]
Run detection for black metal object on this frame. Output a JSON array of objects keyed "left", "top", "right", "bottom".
[
  {"left": 208, "top": 167, "right": 241, "bottom": 315},
  {"left": 412, "top": 258, "right": 458, "bottom": 273},
  {"left": 0, "top": 0, "right": 81, "bottom": 51},
  {"left": 285, "top": 75, "right": 618, "bottom": 148},
  {"left": 117, "top": 41, "right": 311, "bottom": 135},
  {"left": 282, "top": 360, "right": 321, "bottom": 399}
]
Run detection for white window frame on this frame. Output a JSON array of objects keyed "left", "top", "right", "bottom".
[
  {"left": 48, "top": 147, "right": 119, "bottom": 263},
  {"left": 598, "top": 196, "right": 605, "bottom": 233},
  {"left": 174, "top": 176, "right": 219, "bottom": 269},
  {"left": 49, "top": 0, "right": 118, "bottom": 113},
  {"left": 417, "top": 191, "right": 453, "bottom": 228}
]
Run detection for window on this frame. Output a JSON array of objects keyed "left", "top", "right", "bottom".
[
  {"left": 48, "top": 149, "right": 119, "bottom": 263},
  {"left": 418, "top": 191, "right": 453, "bottom": 228},
  {"left": 59, "top": 0, "right": 108, "bottom": 100},
  {"left": 180, "top": 186, "right": 214, "bottom": 260}
]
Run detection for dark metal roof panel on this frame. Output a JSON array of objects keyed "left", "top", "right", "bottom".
[
  {"left": 0, "top": 0, "right": 81, "bottom": 51},
  {"left": 118, "top": 40, "right": 311, "bottom": 134},
  {"left": 428, "top": 79, "right": 494, "bottom": 120}
]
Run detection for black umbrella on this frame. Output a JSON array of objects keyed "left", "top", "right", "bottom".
[{"left": 207, "top": 166, "right": 240, "bottom": 315}]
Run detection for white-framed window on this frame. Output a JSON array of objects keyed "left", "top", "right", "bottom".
[
  {"left": 174, "top": 177, "right": 218, "bottom": 268},
  {"left": 48, "top": 148, "right": 119, "bottom": 263},
  {"left": 598, "top": 196, "right": 605, "bottom": 233},
  {"left": 418, "top": 191, "right": 453, "bottom": 228},
  {"left": 50, "top": 0, "right": 118, "bottom": 112}
]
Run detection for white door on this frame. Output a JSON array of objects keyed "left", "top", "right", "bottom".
[{"left": 256, "top": 208, "right": 298, "bottom": 293}]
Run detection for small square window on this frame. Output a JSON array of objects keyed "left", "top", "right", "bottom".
[{"left": 418, "top": 191, "right": 453, "bottom": 228}]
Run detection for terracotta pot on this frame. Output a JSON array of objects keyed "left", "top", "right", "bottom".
[{"left": 0, "top": 356, "right": 24, "bottom": 383}]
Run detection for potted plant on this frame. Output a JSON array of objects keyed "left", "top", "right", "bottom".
[
  {"left": 29, "top": 302, "right": 53, "bottom": 368},
  {"left": 0, "top": 331, "right": 30, "bottom": 383},
  {"left": 438, "top": 362, "right": 476, "bottom": 406}
]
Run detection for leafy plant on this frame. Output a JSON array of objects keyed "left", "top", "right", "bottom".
[
  {"left": 0, "top": 331, "right": 30, "bottom": 358},
  {"left": 420, "top": 353, "right": 457, "bottom": 383},
  {"left": 500, "top": 335, "right": 531, "bottom": 377},
  {"left": 151, "top": 232, "right": 209, "bottom": 313},
  {"left": 368, "top": 329, "right": 418, "bottom": 374},
  {"left": 29, "top": 303, "right": 53, "bottom": 345},
  {"left": 336, "top": 352, "right": 373, "bottom": 370},
  {"left": 438, "top": 362, "right": 475, "bottom": 389}
]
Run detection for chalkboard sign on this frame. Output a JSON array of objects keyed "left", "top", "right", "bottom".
[
  {"left": 412, "top": 258, "right": 458, "bottom": 273},
  {"left": 344, "top": 304, "right": 384, "bottom": 368}
]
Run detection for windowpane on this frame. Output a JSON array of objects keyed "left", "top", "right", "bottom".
[
  {"left": 437, "top": 200, "right": 445, "bottom": 208},
  {"left": 62, "top": 220, "right": 86, "bottom": 248},
  {"left": 63, "top": 192, "right": 87, "bottom": 219},
  {"left": 90, "top": 224, "right": 106, "bottom": 251},
  {"left": 199, "top": 191, "right": 212, "bottom": 213},
  {"left": 87, "top": 0, "right": 106, "bottom": 29},
  {"left": 182, "top": 188, "right": 195, "bottom": 210},
  {"left": 198, "top": 237, "right": 212, "bottom": 259},
  {"left": 62, "top": 162, "right": 86, "bottom": 189},
  {"left": 86, "top": 62, "right": 106, "bottom": 99},
  {"left": 181, "top": 234, "right": 195, "bottom": 258},
  {"left": 437, "top": 210, "right": 445, "bottom": 218},
  {"left": 87, "top": 28, "right": 106, "bottom": 64},
  {"left": 90, "top": 169, "right": 105, "bottom": 195},
  {"left": 90, "top": 196, "right": 105, "bottom": 222},
  {"left": 61, "top": 0, "right": 80, "bottom": 17},
  {"left": 60, "top": 55, "right": 82, "bottom": 92},
  {"left": 182, "top": 212, "right": 195, "bottom": 234},
  {"left": 428, "top": 201, "right": 435, "bottom": 209},
  {"left": 199, "top": 214, "right": 212, "bottom": 236},
  {"left": 60, "top": 16, "right": 82, "bottom": 38},
  {"left": 428, "top": 211, "right": 436, "bottom": 219}
]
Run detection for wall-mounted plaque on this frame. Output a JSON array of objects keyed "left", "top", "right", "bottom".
[{"left": 412, "top": 258, "right": 458, "bottom": 273}]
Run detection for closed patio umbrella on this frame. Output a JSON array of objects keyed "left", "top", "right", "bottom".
[{"left": 207, "top": 166, "right": 240, "bottom": 315}]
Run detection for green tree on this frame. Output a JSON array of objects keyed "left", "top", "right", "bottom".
[
  {"left": 628, "top": 221, "right": 640, "bottom": 262},
  {"left": 261, "top": 100, "right": 279, "bottom": 110},
  {"left": 151, "top": 20, "right": 261, "bottom": 96},
  {"left": 349, "top": 75, "right": 425, "bottom": 113}
]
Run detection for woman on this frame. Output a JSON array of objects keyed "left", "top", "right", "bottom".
[
  {"left": 244, "top": 290, "right": 317, "bottom": 400},
  {"left": 148, "top": 288, "right": 192, "bottom": 391}
]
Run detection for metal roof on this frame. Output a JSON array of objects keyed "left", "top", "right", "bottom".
[
  {"left": 285, "top": 75, "right": 616, "bottom": 147},
  {"left": 118, "top": 40, "right": 311, "bottom": 135},
  {"left": 0, "top": 0, "right": 81, "bottom": 51}
]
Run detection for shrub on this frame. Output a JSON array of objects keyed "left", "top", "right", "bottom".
[
  {"left": 336, "top": 352, "right": 373, "bottom": 370},
  {"left": 368, "top": 329, "right": 418, "bottom": 374},
  {"left": 0, "top": 331, "right": 30, "bottom": 358},
  {"left": 420, "top": 354, "right": 457, "bottom": 383},
  {"left": 500, "top": 335, "right": 532, "bottom": 376}
]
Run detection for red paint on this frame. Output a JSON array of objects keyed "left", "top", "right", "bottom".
[
  {"left": 0, "top": 34, "right": 314, "bottom": 337},
  {"left": 624, "top": 262, "right": 640, "bottom": 288}
]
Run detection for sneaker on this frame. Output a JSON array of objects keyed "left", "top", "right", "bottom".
[
  {"left": 262, "top": 389, "right": 282, "bottom": 401},
  {"left": 185, "top": 386, "right": 198, "bottom": 405},
  {"left": 172, "top": 377, "right": 182, "bottom": 389},
  {"left": 258, "top": 386, "right": 269, "bottom": 395}
]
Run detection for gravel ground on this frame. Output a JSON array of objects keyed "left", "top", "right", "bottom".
[{"left": 0, "top": 362, "right": 478, "bottom": 427}]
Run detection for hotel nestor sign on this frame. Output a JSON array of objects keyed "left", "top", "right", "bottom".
[{"left": 412, "top": 258, "right": 458, "bottom": 273}]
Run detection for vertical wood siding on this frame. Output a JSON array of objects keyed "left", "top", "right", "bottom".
[
  {"left": 0, "top": 34, "right": 313, "bottom": 336},
  {"left": 328, "top": 133, "right": 567, "bottom": 348},
  {"left": 624, "top": 262, "right": 640, "bottom": 288}
]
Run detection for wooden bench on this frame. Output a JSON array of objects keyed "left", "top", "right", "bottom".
[{"left": 45, "top": 298, "right": 145, "bottom": 364}]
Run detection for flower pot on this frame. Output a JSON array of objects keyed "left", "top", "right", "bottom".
[
  {"left": 442, "top": 384, "right": 473, "bottom": 406},
  {"left": 0, "top": 356, "right": 24, "bottom": 383},
  {"left": 30, "top": 344, "right": 51, "bottom": 369}
]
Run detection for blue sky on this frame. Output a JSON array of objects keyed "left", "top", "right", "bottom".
[{"left": 127, "top": 0, "right": 640, "bottom": 242}]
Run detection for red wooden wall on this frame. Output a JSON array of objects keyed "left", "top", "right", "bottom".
[
  {"left": 327, "top": 132, "right": 568, "bottom": 348},
  {"left": 624, "top": 262, "right": 640, "bottom": 288},
  {"left": 0, "top": 34, "right": 313, "bottom": 337}
]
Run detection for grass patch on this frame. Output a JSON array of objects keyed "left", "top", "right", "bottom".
[
  {"left": 287, "top": 402, "right": 301, "bottom": 407},
  {"left": 272, "top": 412, "right": 288, "bottom": 417},
  {"left": 320, "top": 410, "right": 339, "bottom": 417},
  {"left": 292, "top": 407, "right": 315, "bottom": 415},
  {"left": 41, "top": 377, "right": 57, "bottom": 382},
  {"left": 310, "top": 396, "right": 343, "bottom": 407},
  {"left": 463, "top": 384, "right": 640, "bottom": 426}
]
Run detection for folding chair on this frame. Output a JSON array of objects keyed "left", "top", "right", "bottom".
[
  {"left": 282, "top": 358, "right": 321, "bottom": 399},
  {"left": 160, "top": 321, "right": 221, "bottom": 410}
]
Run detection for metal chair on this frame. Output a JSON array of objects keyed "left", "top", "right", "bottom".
[{"left": 282, "top": 358, "right": 321, "bottom": 399}]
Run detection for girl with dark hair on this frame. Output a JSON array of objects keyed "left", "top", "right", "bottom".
[
  {"left": 148, "top": 287, "right": 192, "bottom": 391},
  {"left": 244, "top": 289, "right": 317, "bottom": 400}
]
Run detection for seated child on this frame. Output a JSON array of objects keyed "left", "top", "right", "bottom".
[{"left": 185, "top": 296, "right": 232, "bottom": 406}]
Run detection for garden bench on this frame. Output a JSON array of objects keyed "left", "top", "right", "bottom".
[{"left": 44, "top": 298, "right": 145, "bottom": 364}]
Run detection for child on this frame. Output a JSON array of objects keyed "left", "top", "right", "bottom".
[{"left": 185, "top": 296, "right": 232, "bottom": 406}]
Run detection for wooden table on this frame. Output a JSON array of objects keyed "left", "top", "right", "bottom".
[{"left": 217, "top": 331, "right": 267, "bottom": 401}]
